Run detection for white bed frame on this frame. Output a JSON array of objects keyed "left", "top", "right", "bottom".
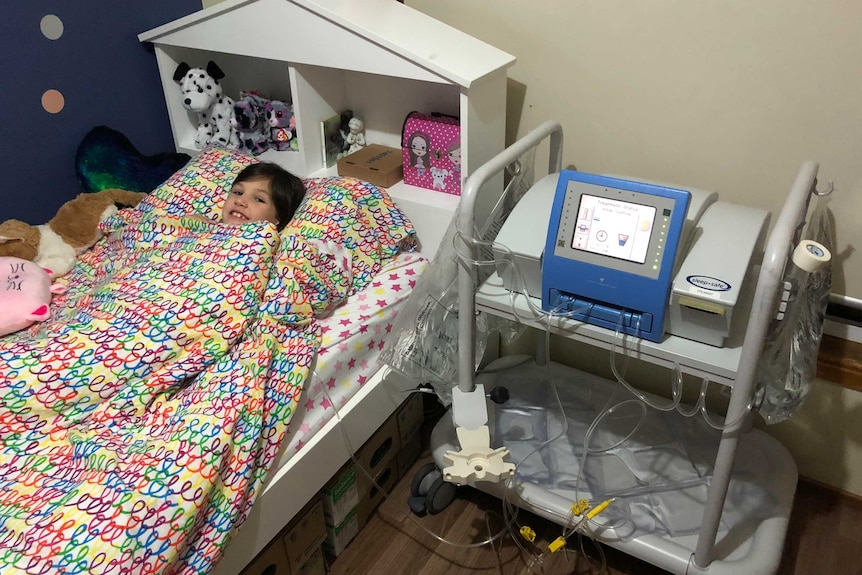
[{"left": 139, "top": 2, "right": 514, "bottom": 572}]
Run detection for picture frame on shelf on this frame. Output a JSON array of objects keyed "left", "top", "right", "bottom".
[{"left": 321, "top": 110, "right": 353, "bottom": 168}]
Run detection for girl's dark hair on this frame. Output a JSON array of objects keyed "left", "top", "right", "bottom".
[{"left": 233, "top": 162, "right": 305, "bottom": 231}]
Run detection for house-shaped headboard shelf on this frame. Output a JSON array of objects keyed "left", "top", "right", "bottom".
[{"left": 140, "top": 0, "right": 516, "bottom": 254}]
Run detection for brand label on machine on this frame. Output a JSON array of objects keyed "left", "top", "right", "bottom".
[{"left": 686, "top": 275, "right": 731, "bottom": 299}]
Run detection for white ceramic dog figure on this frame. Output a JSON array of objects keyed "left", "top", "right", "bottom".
[{"left": 173, "top": 60, "right": 239, "bottom": 150}]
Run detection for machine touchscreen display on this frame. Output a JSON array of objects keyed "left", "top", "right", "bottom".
[
  {"left": 543, "top": 170, "right": 690, "bottom": 341},
  {"left": 572, "top": 194, "right": 656, "bottom": 264}
]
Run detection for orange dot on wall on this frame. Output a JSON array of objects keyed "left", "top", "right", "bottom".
[{"left": 42, "top": 89, "right": 65, "bottom": 114}]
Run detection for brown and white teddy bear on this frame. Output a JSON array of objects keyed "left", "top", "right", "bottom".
[{"left": 0, "top": 189, "right": 147, "bottom": 278}]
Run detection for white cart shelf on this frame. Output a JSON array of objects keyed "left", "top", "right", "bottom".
[
  {"left": 432, "top": 121, "right": 820, "bottom": 574},
  {"left": 475, "top": 271, "right": 747, "bottom": 385}
]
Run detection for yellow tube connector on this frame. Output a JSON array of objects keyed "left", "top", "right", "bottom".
[
  {"left": 571, "top": 499, "right": 589, "bottom": 516},
  {"left": 548, "top": 536, "right": 566, "bottom": 553},
  {"left": 586, "top": 499, "right": 614, "bottom": 520},
  {"left": 520, "top": 526, "right": 536, "bottom": 543}
]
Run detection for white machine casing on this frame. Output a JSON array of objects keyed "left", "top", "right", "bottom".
[
  {"left": 493, "top": 173, "right": 557, "bottom": 300},
  {"left": 666, "top": 201, "right": 770, "bottom": 346},
  {"left": 492, "top": 172, "right": 771, "bottom": 347}
]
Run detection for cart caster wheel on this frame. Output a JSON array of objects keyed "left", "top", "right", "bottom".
[
  {"left": 408, "top": 462, "right": 457, "bottom": 516},
  {"left": 407, "top": 495, "right": 428, "bottom": 517},
  {"left": 424, "top": 476, "right": 457, "bottom": 515}
]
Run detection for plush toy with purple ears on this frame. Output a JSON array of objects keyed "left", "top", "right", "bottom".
[
  {"left": 0, "top": 257, "right": 67, "bottom": 337},
  {"left": 265, "top": 100, "right": 299, "bottom": 152}
]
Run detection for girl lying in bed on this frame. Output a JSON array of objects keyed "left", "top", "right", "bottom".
[
  {"left": 195, "top": 161, "right": 306, "bottom": 230},
  {"left": 0, "top": 143, "right": 422, "bottom": 574},
  {"left": 0, "top": 159, "right": 316, "bottom": 575}
]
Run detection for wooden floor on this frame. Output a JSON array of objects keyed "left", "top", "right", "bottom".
[{"left": 329, "top": 455, "right": 862, "bottom": 575}]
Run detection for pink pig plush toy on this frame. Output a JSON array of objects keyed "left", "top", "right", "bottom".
[{"left": 0, "top": 256, "right": 67, "bottom": 336}]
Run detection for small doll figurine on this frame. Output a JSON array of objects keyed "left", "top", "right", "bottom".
[
  {"left": 344, "top": 117, "right": 366, "bottom": 155},
  {"left": 265, "top": 100, "right": 298, "bottom": 152}
]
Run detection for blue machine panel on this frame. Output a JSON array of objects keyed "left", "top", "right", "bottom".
[{"left": 541, "top": 171, "right": 690, "bottom": 342}]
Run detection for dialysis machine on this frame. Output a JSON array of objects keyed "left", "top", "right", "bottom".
[
  {"left": 424, "top": 122, "right": 810, "bottom": 575},
  {"left": 493, "top": 170, "right": 769, "bottom": 346}
]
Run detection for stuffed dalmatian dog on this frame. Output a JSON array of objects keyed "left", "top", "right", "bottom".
[{"left": 172, "top": 61, "right": 239, "bottom": 150}]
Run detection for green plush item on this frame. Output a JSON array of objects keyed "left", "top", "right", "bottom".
[{"left": 75, "top": 126, "right": 191, "bottom": 193}]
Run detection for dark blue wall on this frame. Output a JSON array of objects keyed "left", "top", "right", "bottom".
[{"left": 0, "top": 1, "right": 201, "bottom": 224}]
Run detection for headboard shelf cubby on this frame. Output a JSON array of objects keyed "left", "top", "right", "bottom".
[{"left": 140, "top": 0, "right": 516, "bottom": 253}]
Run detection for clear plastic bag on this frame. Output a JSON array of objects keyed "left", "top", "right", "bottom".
[
  {"left": 379, "top": 218, "right": 487, "bottom": 405},
  {"left": 757, "top": 194, "right": 834, "bottom": 424},
  {"left": 380, "top": 148, "right": 538, "bottom": 404}
]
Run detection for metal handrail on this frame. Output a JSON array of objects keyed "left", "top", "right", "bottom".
[
  {"left": 456, "top": 120, "right": 563, "bottom": 393},
  {"left": 692, "top": 160, "right": 818, "bottom": 568}
]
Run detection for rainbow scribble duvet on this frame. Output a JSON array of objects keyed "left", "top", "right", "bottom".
[{"left": 0, "top": 212, "right": 321, "bottom": 574}]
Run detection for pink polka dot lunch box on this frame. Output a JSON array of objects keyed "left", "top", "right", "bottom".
[{"left": 401, "top": 111, "right": 462, "bottom": 196}]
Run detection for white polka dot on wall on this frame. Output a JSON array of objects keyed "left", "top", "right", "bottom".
[
  {"left": 42, "top": 90, "right": 65, "bottom": 114},
  {"left": 40, "top": 14, "right": 64, "bottom": 40}
]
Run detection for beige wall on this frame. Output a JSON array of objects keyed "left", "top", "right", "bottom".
[
  {"left": 409, "top": 0, "right": 862, "bottom": 301},
  {"left": 406, "top": 0, "right": 862, "bottom": 494}
]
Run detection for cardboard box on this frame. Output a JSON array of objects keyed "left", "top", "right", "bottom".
[
  {"left": 337, "top": 144, "right": 403, "bottom": 188},
  {"left": 396, "top": 428, "right": 423, "bottom": 481},
  {"left": 354, "top": 414, "right": 400, "bottom": 487},
  {"left": 294, "top": 546, "right": 325, "bottom": 575},
  {"left": 282, "top": 498, "right": 327, "bottom": 574},
  {"left": 356, "top": 462, "right": 398, "bottom": 528},
  {"left": 240, "top": 539, "right": 291, "bottom": 575},
  {"left": 323, "top": 508, "right": 360, "bottom": 559},
  {"left": 320, "top": 463, "right": 359, "bottom": 527},
  {"left": 395, "top": 392, "right": 424, "bottom": 445}
]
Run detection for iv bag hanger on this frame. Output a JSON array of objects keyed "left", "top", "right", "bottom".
[
  {"left": 814, "top": 179, "right": 834, "bottom": 196},
  {"left": 456, "top": 120, "right": 564, "bottom": 396},
  {"left": 442, "top": 121, "right": 563, "bottom": 485}
]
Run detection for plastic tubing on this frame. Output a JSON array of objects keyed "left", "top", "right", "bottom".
[
  {"left": 454, "top": 212, "right": 757, "bottom": 432},
  {"left": 317, "top": 370, "right": 515, "bottom": 550},
  {"left": 495, "top": 314, "right": 608, "bottom": 575},
  {"left": 450, "top": 224, "right": 758, "bottom": 550},
  {"left": 451, "top": 231, "right": 653, "bottom": 509},
  {"left": 605, "top": 289, "right": 757, "bottom": 430},
  {"left": 451, "top": 222, "right": 630, "bottom": 571}
]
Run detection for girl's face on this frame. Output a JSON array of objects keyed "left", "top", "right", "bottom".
[
  {"left": 222, "top": 177, "right": 279, "bottom": 226},
  {"left": 411, "top": 136, "right": 427, "bottom": 157}
]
